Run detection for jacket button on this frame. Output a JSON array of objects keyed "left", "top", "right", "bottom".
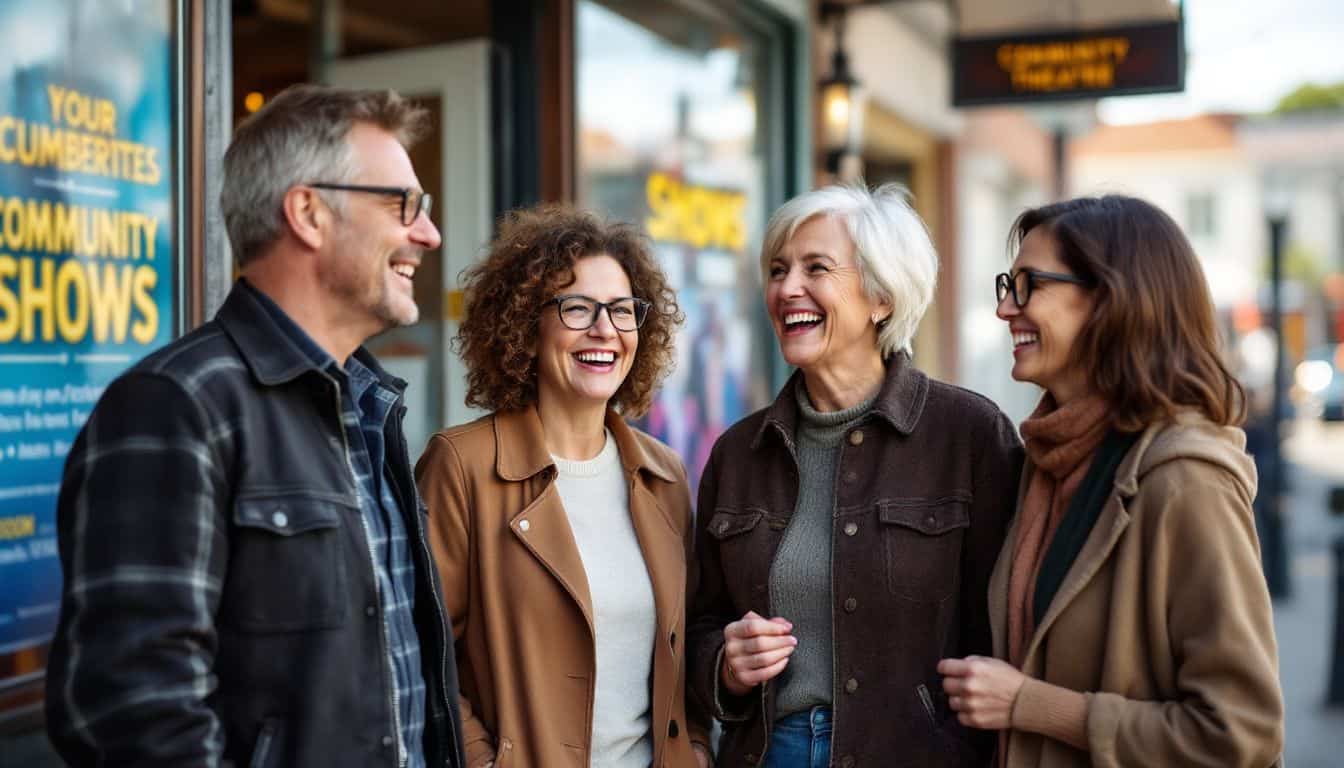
[
  {"left": 271, "top": 510, "right": 288, "bottom": 528},
  {"left": 925, "top": 514, "right": 936, "bottom": 526},
  {"left": 843, "top": 521, "right": 858, "bottom": 536},
  {"left": 365, "top": 604, "right": 377, "bottom": 617},
  {"left": 845, "top": 677, "right": 859, "bottom": 694},
  {"left": 716, "top": 519, "right": 730, "bottom": 534},
  {"left": 848, "top": 430, "right": 864, "bottom": 445},
  {"left": 519, "top": 519, "right": 531, "bottom": 532},
  {"left": 381, "top": 735, "right": 394, "bottom": 748},
  {"left": 668, "top": 719, "right": 679, "bottom": 738},
  {"left": 843, "top": 597, "right": 857, "bottom": 613}
]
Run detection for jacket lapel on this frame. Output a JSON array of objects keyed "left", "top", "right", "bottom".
[
  {"left": 1019, "top": 427, "right": 1155, "bottom": 667},
  {"left": 1021, "top": 493, "right": 1131, "bottom": 665},
  {"left": 608, "top": 413, "right": 683, "bottom": 634},
  {"left": 507, "top": 480, "right": 596, "bottom": 635},
  {"left": 628, "top": 481, "right": 684, "bottom": 634},
  {"left": 494, "top": 408, "right": 596, "bottom": 633}
]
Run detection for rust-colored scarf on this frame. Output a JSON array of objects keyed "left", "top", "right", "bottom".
[{"left": 1005, "top": 393, "right": 1110, "bottom": 668}]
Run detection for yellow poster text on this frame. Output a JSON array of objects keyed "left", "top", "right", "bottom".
[
  {"left": 0, "top": 196, "right": 157, "bottom": 261},
  {"left": 645, "top": 172, "right": 747, "bottom": 253},
  {"left": 0, "top": 84, "right": 160, "bottom": 184},
  {"left": 0, "top": 254, "right": 159, "bottom": 345},
  {"left": 0, "top": 515, "right": 36, "bottom": 540}
]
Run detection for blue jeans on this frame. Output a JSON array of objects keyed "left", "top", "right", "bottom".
[{"left": 765, "top": 707, "right": 832, "bottom": 768}]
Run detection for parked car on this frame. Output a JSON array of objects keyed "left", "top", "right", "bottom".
[{"left": 1295, "top": 344, "right": 1344, "bottom": 421}]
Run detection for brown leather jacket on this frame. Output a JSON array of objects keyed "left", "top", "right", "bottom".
[
  {"left": 416, "top": 407, "right": 711, "bottom": 768},
  {"left": 687, "top": 353, "right": 1023, "bottom": 768}
]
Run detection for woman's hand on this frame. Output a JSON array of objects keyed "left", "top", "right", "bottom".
[
  {"left": 721, "top": 610, "right": 796, "bottom": 696},
  {"left": 937, "top": 655, "right": 1027, "bottom": 730}
]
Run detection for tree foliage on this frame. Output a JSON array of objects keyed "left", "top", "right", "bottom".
[{"left": 1274, "top": 81, "right": 1344, "bottom": 114}]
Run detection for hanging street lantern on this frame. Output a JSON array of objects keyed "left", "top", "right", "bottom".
[{"left": 819, "top": 2, "right": 866, "bottom": 177}]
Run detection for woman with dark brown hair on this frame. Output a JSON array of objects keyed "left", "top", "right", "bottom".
[
  {"left": 415, "top": 204, "right": 711, "bottom": 767},
  {"left": 939, "top": 195, "right": 1284, "bottom": 767}
]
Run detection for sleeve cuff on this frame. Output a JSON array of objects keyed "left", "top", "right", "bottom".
[
  {"left": 1010, "top": 677, "right": 1090, "bottom": 750},
  {"left": 711, "top": 645, "right": 755, "bottom": 723},
  {"left": 1084, "top": 691, "right": 1124, "bottom": 766}
]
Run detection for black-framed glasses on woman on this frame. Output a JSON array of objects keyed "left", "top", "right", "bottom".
[
  {"left": 308, "top": 183, "right": 433, "bottom": 226},
  {"left": 543, "top": 294, "right": 651, "bottom": 332},
  {"left": 995, "top": 269, "right": 1091, "bottom": 308}
]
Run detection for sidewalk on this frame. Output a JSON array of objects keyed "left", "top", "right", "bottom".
[{"left": 1277, "top": 419, "right": 1344, "bottom": 767}]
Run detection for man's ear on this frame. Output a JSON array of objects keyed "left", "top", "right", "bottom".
[{"left": 281, "top": 186, "right": 329, "bottom": 251}]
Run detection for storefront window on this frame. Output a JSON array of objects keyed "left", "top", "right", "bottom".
[
  {"left": 576, "top": 0, "right": 778, "bottom": 488},
  {"left": 0, "top": 0, "right": 181, "bottom": 738}
]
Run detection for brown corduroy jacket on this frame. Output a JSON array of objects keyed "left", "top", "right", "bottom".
[
  {"left": 415, "top": 407, "right": 711, "bottom": 768},
  {"left": 991, "top": 412, "right": 1285, "bottom": 768}
]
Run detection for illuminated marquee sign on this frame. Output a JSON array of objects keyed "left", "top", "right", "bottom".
[{"left": 952, "top": 20, "right": 1184, "bottom": 107}]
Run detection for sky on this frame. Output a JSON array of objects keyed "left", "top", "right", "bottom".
[{"left": 1098, "top": 0, "right": 1344, "bottom": 124}]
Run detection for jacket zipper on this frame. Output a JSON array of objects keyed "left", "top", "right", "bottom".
[{"left": 329, "top": 378, "right": 405, "bottom": 767}]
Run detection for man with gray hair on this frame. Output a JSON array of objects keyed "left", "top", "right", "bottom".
[{"left": 45, "top": 84, "right": 465, "bottom": 768}]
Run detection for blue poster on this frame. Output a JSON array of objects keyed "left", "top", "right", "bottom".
[{"left": 0, "top": 0, "right": 177, "bottom": 658}]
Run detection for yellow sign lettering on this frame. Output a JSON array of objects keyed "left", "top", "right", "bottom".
[{"left": 644, "top": 172, "right": 748, "bottom": 253}]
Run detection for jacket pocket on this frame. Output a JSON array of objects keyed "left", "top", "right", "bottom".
[
  {"left": 877, "top": 496, "right": 970, "bottom": 603},
  {"left": 222, "top": 495, "right": 350, "bottom": 632},
  {"left": 916, "top": 683, "right": 940, "bottom": 730},
  {"left": 706, "top": 508, "right": 764, "bottom": 540}
]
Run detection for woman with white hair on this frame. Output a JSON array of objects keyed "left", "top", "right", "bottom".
[{"left": 686, "top": 184, "right": 1023, "bottom": 767}]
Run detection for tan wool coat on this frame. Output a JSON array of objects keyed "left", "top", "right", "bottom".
[
  {"left": 415, "top": 407, "right": 710, "bottom": 768},
  {"left": 989, "top": 413, "right": 1284, "bottom": 768}
]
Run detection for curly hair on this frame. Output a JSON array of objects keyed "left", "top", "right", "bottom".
[{"left": 456, "top": 204, "right": 683, "bottom": 417}]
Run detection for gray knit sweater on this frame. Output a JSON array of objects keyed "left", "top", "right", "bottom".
[{"left": 770, "top": 383, "right": 877, "bottom": 717}]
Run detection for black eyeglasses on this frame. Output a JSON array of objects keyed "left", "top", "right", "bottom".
[
  {"left": 308, "top": 183, "right": 432, "bottom": 226},
  {"left": 995, "top": 269, "right": 1091, "bottom": 308},
  {"left": 543, "top": 294, "right": 651, "bottom": 332}
]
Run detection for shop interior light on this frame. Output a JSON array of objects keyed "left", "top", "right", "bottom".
[
  {"left": 244, "top": 91, "right": 265, "bottom": 113},
  {"left": 1296, "top": 359, "right": 1333, "bottom": 394},
  {"left": 818, "top": 2, "right": 865, "bottom": 173}
]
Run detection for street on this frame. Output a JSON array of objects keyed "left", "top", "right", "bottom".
[{"left": 1277, "top": 417, "right": 1344, "bottom": 766}]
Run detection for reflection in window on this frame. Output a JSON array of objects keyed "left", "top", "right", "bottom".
[{"left": 576, "top": 0, "right": 773, "bottom": 489}]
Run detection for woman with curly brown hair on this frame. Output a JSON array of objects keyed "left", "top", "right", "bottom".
[{"left": 415, "top": 204, "right": 712, "bottom": 768}]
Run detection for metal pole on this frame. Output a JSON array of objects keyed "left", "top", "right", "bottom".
[
  {"left": 1265, "top": 216, "right": 1291, "bottom": 598},
  {"left": 1328, "top": 536, "right": 1344, "bottom": 706},
  {"left": 310, "top": 0, "right": 342, "bottom": 84},
  {"left": 1052, "top": 128, "right": 1067, "bottom": 200}
]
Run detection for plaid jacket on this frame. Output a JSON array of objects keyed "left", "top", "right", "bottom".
[{"left": 45, "top": 282, "right": 465, "bottom": 768}]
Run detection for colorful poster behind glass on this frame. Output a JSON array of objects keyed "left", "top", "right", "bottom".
[
  {"left": 576, "top": 1, "right": 774, "bottom": 492},
  {"left": 0, "top": 1, "right": 176, "bottom": 661}
]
